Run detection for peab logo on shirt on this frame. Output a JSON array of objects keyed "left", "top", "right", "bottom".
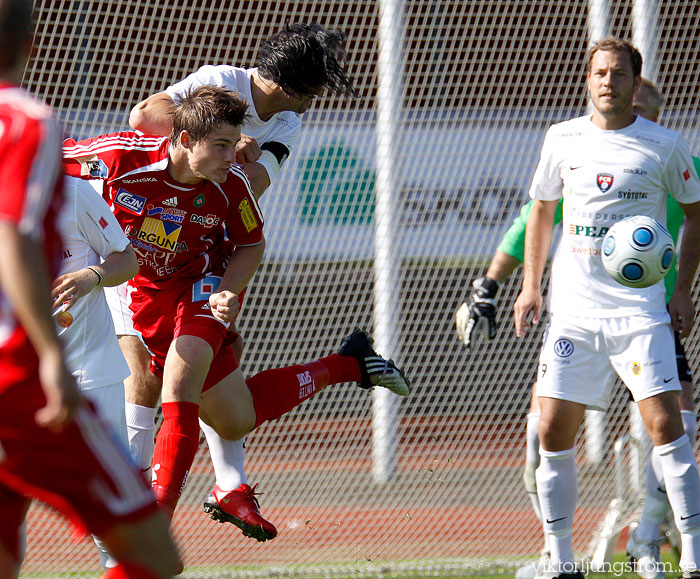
[
  {"left": 597, "top": 173, "right": 614, "bottom": 193},
  {"left": 115, "top": 189, "right": 147, "bottom": 215}
]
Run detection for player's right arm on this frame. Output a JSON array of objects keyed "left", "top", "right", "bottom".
[
  {"left": 455, "top": 198, "right": 563, "bottom": 346},
  {"left": 129, "top": 91, "right": 174, "bottom": 136},
  {"left": 513, "top": 199, "right": 558, "bottom": 337}
]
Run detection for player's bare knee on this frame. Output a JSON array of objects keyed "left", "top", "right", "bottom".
[
  {"left": 209, "top": 415, "right": 253, "bottom": 441},
  {"left": 647, "top": 413, "right": 685, "bottom": 446},
  {"left": 538, "top": 414, "right": 577, "bottom": 452}
]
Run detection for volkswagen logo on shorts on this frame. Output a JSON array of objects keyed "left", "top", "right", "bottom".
[{"left": 553, "top": 338, "right": 574, "bottom": 358}]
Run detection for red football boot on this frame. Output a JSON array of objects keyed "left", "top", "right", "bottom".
[{"left": 203, "top": 483, "right": 278, "bottom": 542}]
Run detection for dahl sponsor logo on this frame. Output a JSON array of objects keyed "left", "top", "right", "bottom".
[
  {"left": 298, "top": 370, "right": 315, "bottom": 398},
  {"left": 190, "top": 213, "right": 221, "bottom": 227}
]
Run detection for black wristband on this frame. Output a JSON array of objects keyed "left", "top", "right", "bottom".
[{"left": 86, "top": 266, "right": 102, "bottom": 287}]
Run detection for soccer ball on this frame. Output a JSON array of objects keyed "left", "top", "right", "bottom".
[{"left": 601, "top": 215, "right": 675, "bottom": 288}]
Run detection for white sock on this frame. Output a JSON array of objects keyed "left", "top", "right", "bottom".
[
  {"left": 536, "top": 447, "right": 577, "bottom": 567},
  {"left": 637, "top": 454, "right": 672, "bottom": 541},
  {"left": 656, "top": 434, "right": 700, "bottom": 571},
  {"left": 200, "top": 418, "right": 247, "bottom": 491},
  {"left": 637, "top": 410, "right": 698, "bottom": 541},
  {"left": 125, "top": 403, "right": 156, "bottom": 474},
  {"left": 524, "top": 413, "right": 549, "bottom": 552},
  {"left": 92, "top": 535, "right": 117, "bottom": 569},
  {"left": 682, "top": 410, "right": 697, "bottom": 446}
]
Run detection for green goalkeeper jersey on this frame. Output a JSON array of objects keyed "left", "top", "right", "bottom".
[{"left": 497, "top": 156, "right": 700, "bottom": 303}]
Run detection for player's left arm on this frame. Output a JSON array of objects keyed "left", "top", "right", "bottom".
[
  {"left": 209, "top": 238, "right": 266, "bottom": 325},
  {"left": 669, "top": 199, "right": 700, "bottom": 338}
]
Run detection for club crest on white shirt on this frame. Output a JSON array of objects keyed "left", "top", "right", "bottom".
[{"left": 597, "top": 173, "right": 614, "bottom": 192}]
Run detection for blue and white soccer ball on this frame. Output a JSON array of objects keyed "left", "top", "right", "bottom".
[{"left": 601, "top": 215, "right": 675, "bottom": 288}]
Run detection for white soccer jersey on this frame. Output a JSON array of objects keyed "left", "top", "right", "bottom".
[
  {"left": 165, "top": 65, "right": 301, "bottom": 182},
  {"left": 529, "top": 115, "right": 700, "bottom": 317},
  {"left": 55, "top": 176, "right": 130, "bottom": 389}
]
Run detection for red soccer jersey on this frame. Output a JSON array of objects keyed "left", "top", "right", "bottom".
[
  {"left": 0, "top": 83, "right": 64, "bottom": 356},
  {"left": 62, "top": 131, "right": 264, "bottom": 290}
]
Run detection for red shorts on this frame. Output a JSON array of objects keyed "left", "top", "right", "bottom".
[
  {"left": 0, "top": 331, "right": 158, "bottom": 559},
  {"left": 130, "top": 275, "right": 239, "bottom": 392}
]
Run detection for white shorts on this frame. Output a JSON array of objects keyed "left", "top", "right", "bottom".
[
  {"left": 82, "top": 382, "right": 128, "bottom": 450},
  {"left": 104, "top": 282, "right": 137, "bottom": 336},
  {"left": 536, "top": 312, "right": 680, "bottom": 411}
]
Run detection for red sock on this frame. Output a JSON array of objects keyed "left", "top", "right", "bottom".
[
  {"left": 151, "top": 401, "right": 200, "bottom": 516},
  {"left": 102, "top": 561, "right": 160, "bottom": 579},
  {"left": 247, "top": 354, "right": 361, "bottom": 428}
]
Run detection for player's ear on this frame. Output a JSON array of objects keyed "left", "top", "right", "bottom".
[{"left": 179, "top": 130, "right": 192, "bottom": 150}]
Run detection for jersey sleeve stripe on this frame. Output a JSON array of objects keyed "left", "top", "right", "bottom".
[
  {"left": 63, "top": 135, "right": 165, "bottom": 157},
  {"left": 19, "top": 117, "right": 63, "bottom": 239}
]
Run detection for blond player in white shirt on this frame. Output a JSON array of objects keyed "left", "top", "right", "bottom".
[
  {"left": 50, "top": 175, "right": 138, "bottom": 568},
  {"left": 514, "top": 37, "right": 700, "bottom": 579}
]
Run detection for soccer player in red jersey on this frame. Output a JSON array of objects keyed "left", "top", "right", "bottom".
[
  {"left": 63, "top": 85, "right": 409, "bottom": 548},
  {"left": 0, "top": 1, "right": 178, "bottom": 577},
  {"left": 125, "top": 24, "right": 359, "bottom": 540}
]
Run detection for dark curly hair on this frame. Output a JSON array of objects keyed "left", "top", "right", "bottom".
[{"left": 257, "top": 23, "right": 358, "bottom": 98}]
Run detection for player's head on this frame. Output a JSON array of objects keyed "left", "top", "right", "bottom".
[
  {"left": 587, "top": 37, "right": 642, "bottom": 122},
  {"left": 171, "top": 85, "right": 249, "bottom": 183},
  {"left": 633, "top": 77, "right": 662, "bottom": 123},
  {"left": 257, "top": 23, "right": 358, "bottom": 112},
  {"left": 0, "top": 0, "right": 34, "bottom": 76}
]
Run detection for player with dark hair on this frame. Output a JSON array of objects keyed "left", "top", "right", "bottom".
[
  {"left": 64, "top": 86, "right": 409, "bottom": 560},
  {"left": 457, "top": 77, "right": 699, "bottom": 579},
  {"left": 511, "top": 37, "right": 700, "bottom": 579},
  {"left": 124, "top": 23, "right": 359, "bottom": 540},
  {"left": 0, "top": 1, "right": 178, "bottom": 577},
  {"left": 130, "top": 22, "right": 356, "bottom": 197}
]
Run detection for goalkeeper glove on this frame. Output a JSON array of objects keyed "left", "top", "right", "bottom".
[{"left": 455, "top": 276, "right": 499, "bottom": 347}]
